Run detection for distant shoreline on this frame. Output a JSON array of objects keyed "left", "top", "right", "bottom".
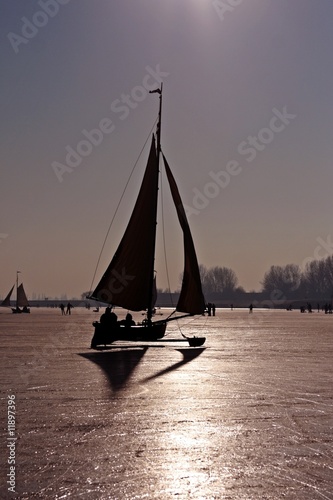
[{"left": 1, "top": 294, "right": 331, "bottom": 311}]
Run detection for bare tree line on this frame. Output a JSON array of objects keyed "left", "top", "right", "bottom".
[
  {"left": 262, "top": 256, "right": 333, "bottom": 299},
  {"left": 177, "top": 256, "right": 333, "bottom": 300}
]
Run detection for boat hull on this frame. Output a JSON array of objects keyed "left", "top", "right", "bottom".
[
  {"left": 90, "top": 321, "right": 167, "bottom": 348},
  {"left": 12, "top": 307, "right": 30, "bottom": 314}
]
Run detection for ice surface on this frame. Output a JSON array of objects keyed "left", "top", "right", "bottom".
[{"left": 0, "top": 308, "right": 332, "bottom": 499}]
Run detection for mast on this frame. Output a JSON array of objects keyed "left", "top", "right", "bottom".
[
  {"left": 16, "top": 271, "right": 20, "bottom": 309},
  {"left": 147, "top": 83, "right": 163, "bottom": 323}
]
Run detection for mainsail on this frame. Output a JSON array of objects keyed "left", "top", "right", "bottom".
[
  {"left": 0, "top": 285, "right": 14, "bottom": 307},
  {"left": 17, "top": 284, "right": 29, "bottom": 307},
  {"left": 91, "top": 136, "right": 159, "bottom": 310}
]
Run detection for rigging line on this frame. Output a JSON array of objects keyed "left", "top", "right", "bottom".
[
  {"left": 89, "top": 118, "right": 158, "bottom": 294},
  {"left": 170, "top": 313, "right": 205, "bottom": 339},
  {"left": 178, "top": 315, "right": 200, "bottom": 337},
  {"left": 166, "top": 309, "right": 177, "bottom": 320},
  {"left": 179, "top": 312, "right": 209, "bottom": 338}
]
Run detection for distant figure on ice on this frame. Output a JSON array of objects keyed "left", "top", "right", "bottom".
[
  {"left": 212, "top": 303, "right": 216, "bottom": 316},
  {"left": 66, "top": 302, "right": 73, "bottom": 315},
  {"left": 249, "top": 303, "right": 253, "bottom": 313},
  {"left": 60, "top": 303, "right": 65, "bottom": 315}
]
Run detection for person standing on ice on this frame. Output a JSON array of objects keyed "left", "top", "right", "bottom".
[{"left": 66, "top": 302, "right": 73, "bottom": 315}]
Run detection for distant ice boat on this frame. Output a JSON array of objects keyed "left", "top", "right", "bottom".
[
  {"left": 1, "top": 271, "right": 31, "bottom": 313},
  {"left": 89, "top": 85, "right": 206, "bottom": 348},
  {"left": 13, "top": 283, "right": 30, "bottom": 313}
]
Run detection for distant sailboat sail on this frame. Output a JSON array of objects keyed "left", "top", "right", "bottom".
[
  {"left": 17, "top": 284, "right": 29, "bottom": 308},
  {"left": 9, "top": 272, "right": 31, "bottom": 313},
  {"left": 0, "top": 285, "right": 14, "bottom": 307}
]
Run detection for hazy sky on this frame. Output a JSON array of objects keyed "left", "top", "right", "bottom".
[{"left": 1, "top": 0, "right": 333, "bottom": 299}]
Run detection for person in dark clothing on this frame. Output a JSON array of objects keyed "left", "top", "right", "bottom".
[
  {"left": 118, "top": 312, "right": 135, "bottom": 327},
  {"left": 100, "top": 307, "right": 118, "bottom": 327},
  {"left": 66, "top": 302, "right": 73, "bottom": 315}
]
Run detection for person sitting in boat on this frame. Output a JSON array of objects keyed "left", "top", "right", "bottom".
[
  {"left": 91, "top": 307, "right": 118, "bottom": 348},
  {"left": 118, "top": 312, "right": 135, "bottom": 327},
  {"left": 100, "top": 307, "right": 118, "bottom": 327}
]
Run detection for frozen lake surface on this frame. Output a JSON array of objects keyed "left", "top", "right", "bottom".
[{"left": 1, "top": 307, "right": 332, "bottom": 499}]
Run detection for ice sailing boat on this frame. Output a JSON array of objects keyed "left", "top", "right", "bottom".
[
  {"left": 11, "top": 271, "right": 30, "bottom": 313},
  {"left": 89, "top": 85, "right": 206, "bottom": 347}
]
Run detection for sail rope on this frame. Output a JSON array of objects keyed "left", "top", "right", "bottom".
[
  {"left": 88, "top": 118, "right": 158, "bottom": 295},
  {"left": 170, "top": 313, "right": 207, "bottom": 339}
]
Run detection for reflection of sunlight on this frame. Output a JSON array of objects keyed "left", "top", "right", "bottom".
[
  {"left": 168, "top": 430, "right": 198, "bottom": 449},
  {"left": 155, "top": 429, "right": 214, "bottom": 495},
  {"left": 160, "top": 429, "right": 209, "bottom": 494}
]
